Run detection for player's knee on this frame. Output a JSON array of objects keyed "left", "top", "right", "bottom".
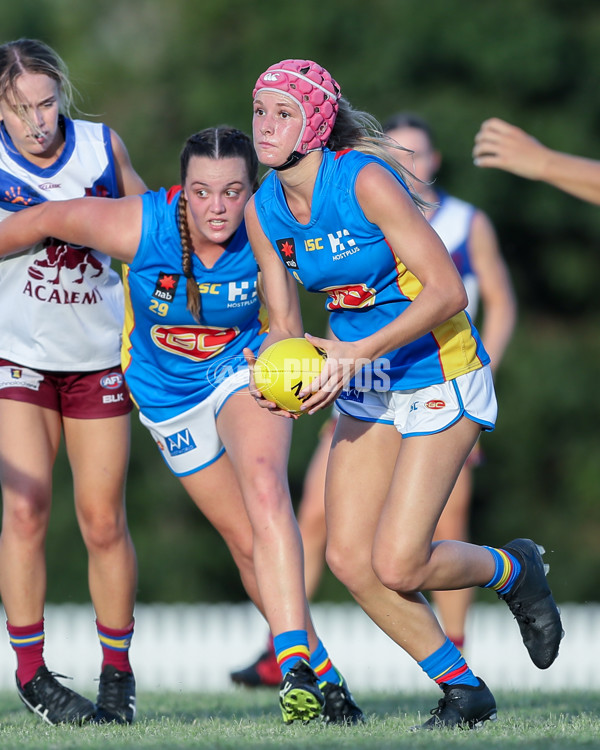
[
  {"left": 4, "top": 495, "right": 50, "bottom": 540},
  {"left": 79, "top": 507, "right": 127, "bottom": 552},
  {"left": 326, "top": 540, "right": 370, "bottom": 593},
  {"left": 372, "top": 549, "right": 425, "bottom": 593},
  {"left": 245, "top": 473, "right": 290, "bottom": 527}
]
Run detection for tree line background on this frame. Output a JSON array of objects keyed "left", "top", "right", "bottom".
[{"left": 3, "top": 0, "right": 600, "bottom": 605}]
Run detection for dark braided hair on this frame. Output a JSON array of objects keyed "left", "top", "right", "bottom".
[{"left": 177, "top": 127, "right": 258, "bottom": 321}]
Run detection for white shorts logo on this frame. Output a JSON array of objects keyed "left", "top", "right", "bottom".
[{"left": 0, "top": 366, "right": 43, "bottom": 391}]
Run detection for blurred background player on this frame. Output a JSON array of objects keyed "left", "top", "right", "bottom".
[
  {"left": 0, "top": 39, "right": 145, "bottom": 724},
  {"left": 473, "top": 117, "right": 600, "bottom": 205},
  {"left": 231, "top": 110, "right": 517, "bottom": 686}
]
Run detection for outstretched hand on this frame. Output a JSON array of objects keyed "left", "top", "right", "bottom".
[{"left": 473, "top": 117, "right": 549, "bottom": 181}]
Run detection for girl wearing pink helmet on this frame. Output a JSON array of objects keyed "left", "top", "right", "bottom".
[{"left": 246, "top": 58, "right": 562, "bottom": 730}]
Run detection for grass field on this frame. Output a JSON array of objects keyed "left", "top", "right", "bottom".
[{"left": 0, "top": 689, "right": 599, "bottom": 749}]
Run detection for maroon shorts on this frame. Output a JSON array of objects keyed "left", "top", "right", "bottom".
[{"left": 0, "top": 359, "right": 133, "bottom": 419}]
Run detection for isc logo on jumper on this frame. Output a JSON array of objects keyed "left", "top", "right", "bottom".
[
  {"left": 165, "top": 428, "right": 196, "bottom": 456},
  {"left": 304, "top": 238, "right": 323, "bottom": 252}
]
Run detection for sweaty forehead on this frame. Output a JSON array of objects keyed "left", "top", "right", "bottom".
[{"left": 186, "top": 154, "right": 249, "bottom": 185}]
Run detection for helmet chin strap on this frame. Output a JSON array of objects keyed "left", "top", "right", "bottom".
[{"left": 273, "top": 150, "right": 305, "bottom": 171}]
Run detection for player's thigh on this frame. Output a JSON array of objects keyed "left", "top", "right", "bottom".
[
  {"left": 179, "top": 452, "right": 253, "bottom": 550},
  {"left": 0, "top": 399, "right": 61, "bottom": 504},
  {"left": 325, "top": 414, "right": 401, "bottom": 556},
  {"left": 376, "top": 416, "right": 480, "bottom": 561},
  {"left": 217, "top": 389, "right": 292, "bottom": 490},
  {"left": 64, "top": 413, "right": 130, "bottom": 507}
]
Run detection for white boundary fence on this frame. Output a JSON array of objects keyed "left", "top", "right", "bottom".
[{"left": 0, "top": 602, "right": 594, "bottom": 693}]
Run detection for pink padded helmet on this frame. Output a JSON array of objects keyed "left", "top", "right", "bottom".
[{"left": 253, "top": 59, "right": 341, "bottom": 161}]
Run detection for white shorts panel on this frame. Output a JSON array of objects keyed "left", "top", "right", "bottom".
[
  {"left": 139, "top": 368, "right": 249, "bottom": 476},
  {"left": 335, "top": 366, "right": 497, "bottom": 436}
]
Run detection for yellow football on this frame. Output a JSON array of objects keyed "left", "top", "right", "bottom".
[{"left": 253, "top": 337, "right": 327, "bottom": 414}]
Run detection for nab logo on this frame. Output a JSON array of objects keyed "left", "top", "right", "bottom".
[
  {"left": 166, "top": 428, "right": 196, "bottom": 457},
  {"left": 100, "top": 373, "right": 124, "bottom": 389},
  {"left": 153, "top": 272, "right": 180, "bottom": 303},
  {"left": 276, "top": 237, "right": 298, "bottom": 270},
  {"left": 263, "top": 72, "right": 280, "bottom": 82}
]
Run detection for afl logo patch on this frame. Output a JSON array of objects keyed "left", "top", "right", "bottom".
[
  {"left": 425, "top": 399, "right": 446, "bottom": 410},
  {"left": 100, "top": 372, "right": 124, "bottom": 390}
]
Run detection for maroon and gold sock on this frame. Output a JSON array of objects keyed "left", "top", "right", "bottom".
[
  {"left": 96, "top": 619, "right": 134, "bottom": 673},
  {"left": 8, "top": 618, "right": 45, "bottom": 686}
]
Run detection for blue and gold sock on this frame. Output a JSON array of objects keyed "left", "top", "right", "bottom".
[
  {"left": 418, "top": 637, "right": 479, "bottom": 687},
  {"left": 273, "top": 629, "right": 310, "bottom": 677},
  {"left": 482, "top": 546, "right": 521, "bottom": 595},
  {"left": 310, "top": 639, "right": 340, "bottom": 686}
]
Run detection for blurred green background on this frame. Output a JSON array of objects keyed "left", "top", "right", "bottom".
[{"left": 3, "top": 0, "right": 600, "bottom": 605}]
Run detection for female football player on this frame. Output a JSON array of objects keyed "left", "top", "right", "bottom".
[{"left": 244, "top": 58, "right": 562, "bottom": 729}]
